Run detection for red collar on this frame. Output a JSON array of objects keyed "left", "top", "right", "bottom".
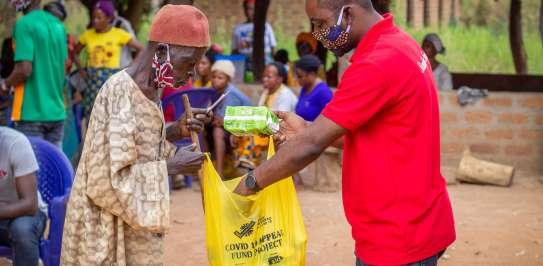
[{"left": 351, "top": 14, "right": 395, "bottom": 62}]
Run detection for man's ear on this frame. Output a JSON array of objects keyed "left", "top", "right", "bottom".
[{"left": 155, "top": 43, "right": 169, "bottom": 62}]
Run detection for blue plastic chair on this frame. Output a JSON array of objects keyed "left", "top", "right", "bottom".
[
  {"left": 162, "top": 88, "right": 216, "bottom": 149},
  {"left": 162, "top": 88, "right": 216, "bottom": 187},
  {"left": 0, "top": 137, "right": 74, "bottom": 266}
]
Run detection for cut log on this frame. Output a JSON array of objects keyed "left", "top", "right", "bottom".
[{"left": 456, "top": 150, "right": 515, "bottom": 187}]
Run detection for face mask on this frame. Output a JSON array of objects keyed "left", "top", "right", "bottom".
[
  {"left": 152, "top": 44, "right": 174, "bottom": 96},
  {"left": 312, "top": 5, "right": 351, "bottom": 51},
  {"left": 10, "top": 0, "right": 32, "bottom": 12}
]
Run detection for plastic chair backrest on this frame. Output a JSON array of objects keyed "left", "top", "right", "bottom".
[
  {"left": 162, "top": 88, "right": 216, "bottom": 120},
  {"left": 29, "top": 137, "right": 74, "bottom": 204}
]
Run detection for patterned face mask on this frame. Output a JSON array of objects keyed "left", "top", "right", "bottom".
[
  {"left": 152, "top": 44, "right": 174, "bottom": 94},
  {"left": 312, "top": 5, "right": 351, "bottom": 51},
  {"left": 10, "top": 0, "right": 32, "bottom": 12}
]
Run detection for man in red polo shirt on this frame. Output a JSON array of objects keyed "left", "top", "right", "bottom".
[{"left": 234, "top": 0, "right": 456, "bottom": 265}]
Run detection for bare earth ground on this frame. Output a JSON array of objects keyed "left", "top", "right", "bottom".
[{"left": 1, "top": 175, "right": 542, "bottom": 266}]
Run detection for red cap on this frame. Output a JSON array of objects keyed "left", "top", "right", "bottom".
[{"left": 149, "top": 5, "right": 210, "bottom": 48}]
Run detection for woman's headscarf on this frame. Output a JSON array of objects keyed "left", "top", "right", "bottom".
[
  {"left": 296, "top": 32, "right": 318, "bottom": 55},
  {"left": 94, "top": 0, "right": 115, "bottom": 18}
]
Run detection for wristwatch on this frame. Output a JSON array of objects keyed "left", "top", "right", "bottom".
[{"left": 245, "top": 171, "right": 262, "bottom": 192}]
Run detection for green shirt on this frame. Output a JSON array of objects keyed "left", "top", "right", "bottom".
[{"left": 12, "top": 10, "right": 67, "bottom": 122}]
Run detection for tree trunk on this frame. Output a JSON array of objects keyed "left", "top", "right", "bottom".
[
  {"left": 125, "top": 0, "right": 147, "bottom": 32},
  {"left": 252, "top": 0, "right": 270, "bottom": 81},
  {"left": 509, "top": 0, "right": 528, "bottom": 74}
]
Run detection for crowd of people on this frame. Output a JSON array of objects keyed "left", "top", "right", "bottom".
[{"left": 0, "top": 0, "right": 457, "bottom": 265}]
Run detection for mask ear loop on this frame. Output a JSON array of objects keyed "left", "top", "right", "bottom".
[{"left": 338, "top": 6, "right": 352, "bottom": 33}]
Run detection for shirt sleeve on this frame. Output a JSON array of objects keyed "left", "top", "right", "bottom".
[
  {"left": 117, "top": 29, "right": 133, "bottom": 46},
  {"left": 322, "top": 62, "right": 392, "bottom": 131},
  {"left": 273, "top": 90, "right": 297, "bottom": 112},
  {"left": 319, "top": 85, "right": 333, "bottom": 109},
  {"left": 78, "top": 30, "right": 88, "bottom": 46},
  {"left": 9, "top": 135, "right": 39, "bottom": 178},
  {"left": 266, "top": 23, "right": 277, "bottom": 48},
  {"left": 13, "top": 20, "right": 34, "bottom": 62},
  {"left": 232, "top": 26, "right": 240, "bottom": 51},
  {"left": 440, "top": 65, "right": 453, "bottom": 91},
  {"left": 85, "top": 85, "right": 170, "bottom": 233}
]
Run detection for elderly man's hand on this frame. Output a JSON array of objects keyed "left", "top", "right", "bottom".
[
  {"left": 166, "top": 144, "right": 204, "bottom": 176},
  {"left": 168, "top": 108, "right": 213, "bottom": 141},
  {"left": 274, "top": 111, "right": 308, "bottom": 146}
]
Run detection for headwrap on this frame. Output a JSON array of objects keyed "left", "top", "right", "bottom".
[
  {"left": 295, "top": 55, "right": 321, "bottom": 73},
  {"left": 296, "top": 32, "right": 318, "bottom": 54},
  {"left": 94, "top": 0, "right": 115, "bottom": 18},
  {"left": 423, "top": 33, "right": 446, "bottom": 55},
  {"left": 149, "top": 5, "right": 210, "bottom": 48},
  {"left": 44, "top": 1, "right": 67, "bottom": 21},
  {"left": 211, "top": 60, "right": 236, "bottom": 80}
]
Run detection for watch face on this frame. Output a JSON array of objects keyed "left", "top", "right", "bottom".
[{"left": 245, "top": 175, "right": 256, "bottom": 189}]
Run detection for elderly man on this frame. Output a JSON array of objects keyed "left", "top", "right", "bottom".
[
  {"left": 61, "top": 5, "right": 211, "bottom": 265},
  {"left": 234, "top": 1, "right": 456, "bottom": 266}
]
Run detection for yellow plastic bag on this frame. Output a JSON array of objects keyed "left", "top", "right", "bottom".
[{"left": 203, "top": 138, "right": 307, "bottom": 266}]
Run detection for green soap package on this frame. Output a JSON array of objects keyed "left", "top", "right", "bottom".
[{"left": 224, "top": 106, "right": 280, "bottom": 136}]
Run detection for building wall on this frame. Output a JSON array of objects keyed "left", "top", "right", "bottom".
[{"left": 439, "top": 91, "right": 543, "bottom": 174}]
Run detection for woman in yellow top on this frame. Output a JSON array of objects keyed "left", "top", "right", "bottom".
[
  {"left": 73, "top": 0, "right": 143, "bottom": 118},
  {"left": 193, "top": 50, "right": 215, "bottom": 88}
]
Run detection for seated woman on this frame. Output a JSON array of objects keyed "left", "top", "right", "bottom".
[
  {"left": 422, "top": 33, "right": 453, "bottom": 91},
  {"left": 258, "top": 63, "right": 298, "bottom": 112},
  {"left": 294, "top": 55, "right": 333, "bottom": 122},
  {"left": 294, "top": 55, "right": 340, "bottom": 192},
  {"left": 193, "top": 50, "right": 215, "bottom": 88},
  {"left": 209, "top": 60, "right": 252, "bottom": 177},
  {"left": 234, "top": 63, "right": 298, "bottom": 176}
]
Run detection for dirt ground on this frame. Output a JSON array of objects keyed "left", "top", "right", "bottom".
[
  {"left": 163, "top": 174, "right": 543, "bottom": 266},
  {"left": 1, "top": 174, "right": 541, "bottom": 266}
]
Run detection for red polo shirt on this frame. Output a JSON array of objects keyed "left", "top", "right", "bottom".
[{"left": 322, "top": 15, "right": 455, "bottom": 265}]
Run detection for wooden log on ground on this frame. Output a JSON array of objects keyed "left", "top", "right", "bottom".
[{"left": 456, "top": 150, "right": 515, "bottom": 187}]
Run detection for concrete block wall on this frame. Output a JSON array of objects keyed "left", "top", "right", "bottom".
[
  {"left": 236, "top": 87, "right": 543, "bottom": 174},
  {"left": 439, "top": 91, "right": 543, "bottom": 174}
]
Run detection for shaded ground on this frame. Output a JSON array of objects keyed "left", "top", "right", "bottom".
[{"left": 1, "top": 175, "right": 541, "bottom": 266}]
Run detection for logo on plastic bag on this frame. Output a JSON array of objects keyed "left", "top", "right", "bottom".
[
  {"left": 234, "top": 221, "right": 256, "bottom": 239},
  {"left": 268, "top": 255, "right": 284, "bottom": 265}
]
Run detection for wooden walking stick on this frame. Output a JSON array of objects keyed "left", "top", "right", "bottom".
[
  {"left": 182, "top": 94, "right": 206, "bottom": 211},
  {"left": 182, "top": 94, "right": 201, "bottom": 152}
]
